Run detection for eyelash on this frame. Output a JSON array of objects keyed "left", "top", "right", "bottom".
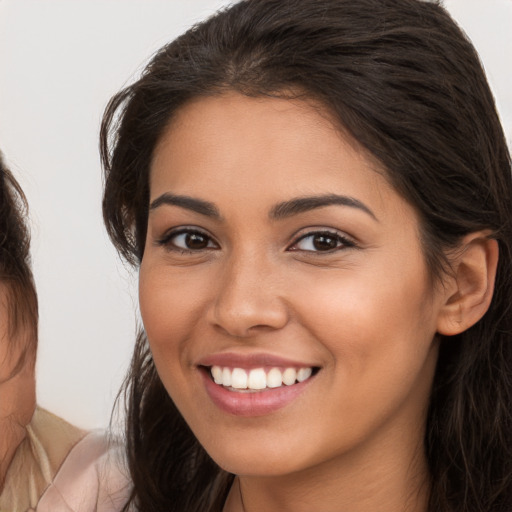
[
  {"left": 157, "top": 227, "right": 356, "bottom": 254},
  {"left": 156, "top": 228, "right": 218, "bottom": 253},
  {"left": 288, "top": 230, "right": 356, "bottom": 253}
]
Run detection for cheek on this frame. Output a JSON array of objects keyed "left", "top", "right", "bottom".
[
  {"left": 0, "top": 362, "right": 36, "bottom": 424},
  {"left": 139, "top": 268, "right": 181, "bottom": 352},
  {"left": 292, "top": 267, "right": 439, "bottom": 443},
  {"left": 138, "top": 262, "right": 208, "bottom": 379},
  {"left": 291, "top": 256, "right": 436, "bottom": 369},
  {"left": 139, "top": 274, "right": 185, "bottom": 407}
]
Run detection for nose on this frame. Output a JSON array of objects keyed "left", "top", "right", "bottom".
[{"left": 207, "top": 252, "right": 289, "bottom": 338}]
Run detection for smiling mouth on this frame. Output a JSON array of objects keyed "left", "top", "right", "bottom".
[{"left": 205, "top": 365, "right": 318, "bottom": 392}]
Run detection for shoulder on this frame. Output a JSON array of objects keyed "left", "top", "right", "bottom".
[
  {"left": 33, "top": 430, "right": 131, "bottom": 512},
  {"left": 0, "top": 407, "right": 87, "bottom": 511},
  {"left": 28, "top": 407, "right": 87, "bottom": 477}
]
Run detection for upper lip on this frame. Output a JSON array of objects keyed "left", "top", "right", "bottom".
[{"left": 196, "top": 352, "right": 318, "bottom": 369}]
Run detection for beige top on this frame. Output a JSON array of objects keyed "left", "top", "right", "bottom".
[
  {"left": 34, "top": 429, "right": 131, "bottom": 512},
  {"left": 0, "top": 407, "right": 85, "bottom": 512},
  {"left": 0, "top": 407, "right": 131, "bottom": 512}
]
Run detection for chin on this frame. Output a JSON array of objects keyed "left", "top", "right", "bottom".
[
  {"left": 199, "top": 434, "right": 314, "bottom": 478},
  {"left": 215, "top": 456, "right": 299, "bottom": 478}
]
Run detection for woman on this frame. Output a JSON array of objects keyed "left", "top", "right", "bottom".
[
  {"left": 100, "top": 0, "right": 512, "bottom": 510},
  {"left": 0, "top": 154, "right": 129, "bottom": 511}
]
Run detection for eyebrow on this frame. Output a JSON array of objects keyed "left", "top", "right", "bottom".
[
  {"left": 149, "top": 193, "right": 221, "bottom": 219},
  {"left": 149, "top": 192, "right": 377, "bottom": 222},
  {"left": 269, "top": 194, "right": 377, "bottom": 221}
]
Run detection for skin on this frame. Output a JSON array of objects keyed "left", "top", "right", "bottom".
[
  {"left": 0, "top": 285, "right": 36, "bottom": 491},
  {"left": 139, "top": 93, "right": 463, "bottom": 512}
]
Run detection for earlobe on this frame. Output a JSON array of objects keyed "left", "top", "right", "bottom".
[{"left": 436, "top": 232, "right": 498, "bottom": 336}]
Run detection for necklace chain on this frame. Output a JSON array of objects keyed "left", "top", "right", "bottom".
[{"left": 238, "top": 477, "right": 246, "bottom": 512}]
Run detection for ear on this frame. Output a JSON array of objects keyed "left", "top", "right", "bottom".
[{"left": 436, "top": 232, "right": 498, "bottom": 336}]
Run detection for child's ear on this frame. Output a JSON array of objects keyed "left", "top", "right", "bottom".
[{"left": 436, "top": 232, "right": 498, "bottom": 336}]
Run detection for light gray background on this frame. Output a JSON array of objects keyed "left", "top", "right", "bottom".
[{"left": 0, "top": 0, "right": 510, "bottom": 430}]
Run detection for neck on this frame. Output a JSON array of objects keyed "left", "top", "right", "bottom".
[
  {"left": 224, "top": 425, "right": 430, "bottom": 512},
  {"left": 0, "top": 418, "right": 26, "bottom": 492},
  {"left": 0, "top": 356, "right": 36, "bottom": 492}
]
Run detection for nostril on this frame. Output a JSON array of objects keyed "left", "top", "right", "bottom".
[
  {"left": 209, "top": 305, "right": 289, "bottom": 338},
  {"left": 206, "top": 279, "right": 289, "bottom": 336}
]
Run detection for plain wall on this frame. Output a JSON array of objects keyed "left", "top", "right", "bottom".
[{"left": 0, "top": 0, "right": 510, "bottom": 430}]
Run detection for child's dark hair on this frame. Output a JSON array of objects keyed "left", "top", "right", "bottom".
[{"left": 0, "top": 153, "right": 38, "bottom": 373}]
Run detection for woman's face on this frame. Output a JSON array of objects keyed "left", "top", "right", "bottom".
[{"left": 140, "top": 93, "right": 447, "bottom": 477}]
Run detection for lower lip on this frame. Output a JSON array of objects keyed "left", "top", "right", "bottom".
[{"left": 200, "top": 369, "right": 314, "bottom": 417}]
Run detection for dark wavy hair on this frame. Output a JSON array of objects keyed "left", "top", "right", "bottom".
[
  {"left": 100, "top": 0, "right": 512, "bottom": 510},
  {"left": 0, "top": 152, "right": 38, "bottom": 376}
]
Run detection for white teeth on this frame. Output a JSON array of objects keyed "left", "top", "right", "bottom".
[
  {"left": 266, "top": 367, "right": 283, "bottom": 388},
  {"left": 248, "top": 368, "right": 266, "bottom": 390},
  {"left": 211, "top": 365, "right": 223, "bottom": 384},
  {"left": 231, "top": 368, "right": 248, "bottom": 389},
  {"left": 222, "top": 367, "right": 232, "bottom": 387},
  {"left": 282, "top": 368, "right": 297, "bottom": 386},
  {"left": 297, "top": 367, "right": 312, "bottom": 382},
  {"left": 209, "top": 366, "right": 314, "bottom": 390}
]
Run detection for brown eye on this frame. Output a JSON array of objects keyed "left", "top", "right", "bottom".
[
  {"left": 311, "top": 234, "right": 338, "bottom": 251},
  {"left": 158, "top": 229, "right": 218, "bottom": 251},
  {"left": 290, "top": 230, "right": 355, "bottom": 252},
  {"left": 185, "top": 232, "right": 210, "bottom": 249}
]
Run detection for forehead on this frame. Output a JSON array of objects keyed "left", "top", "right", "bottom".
[{"left": 149, "top": 93, "right": 402, "bottom": 217}]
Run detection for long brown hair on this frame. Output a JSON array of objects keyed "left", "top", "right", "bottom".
[{"left": 101, "top": 1, "right": 512, "bottom": 510}]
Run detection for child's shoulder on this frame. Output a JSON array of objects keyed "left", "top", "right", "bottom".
[{"left": 33, "top": 427, "right": 131, "bottom": 512}]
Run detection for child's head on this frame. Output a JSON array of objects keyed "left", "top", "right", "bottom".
[
  {"left": 0, "top": 153, "right": 38, "bottom": 488},
  {"left": 0, "top": 152, "right": 38, "bottom": 368}
]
